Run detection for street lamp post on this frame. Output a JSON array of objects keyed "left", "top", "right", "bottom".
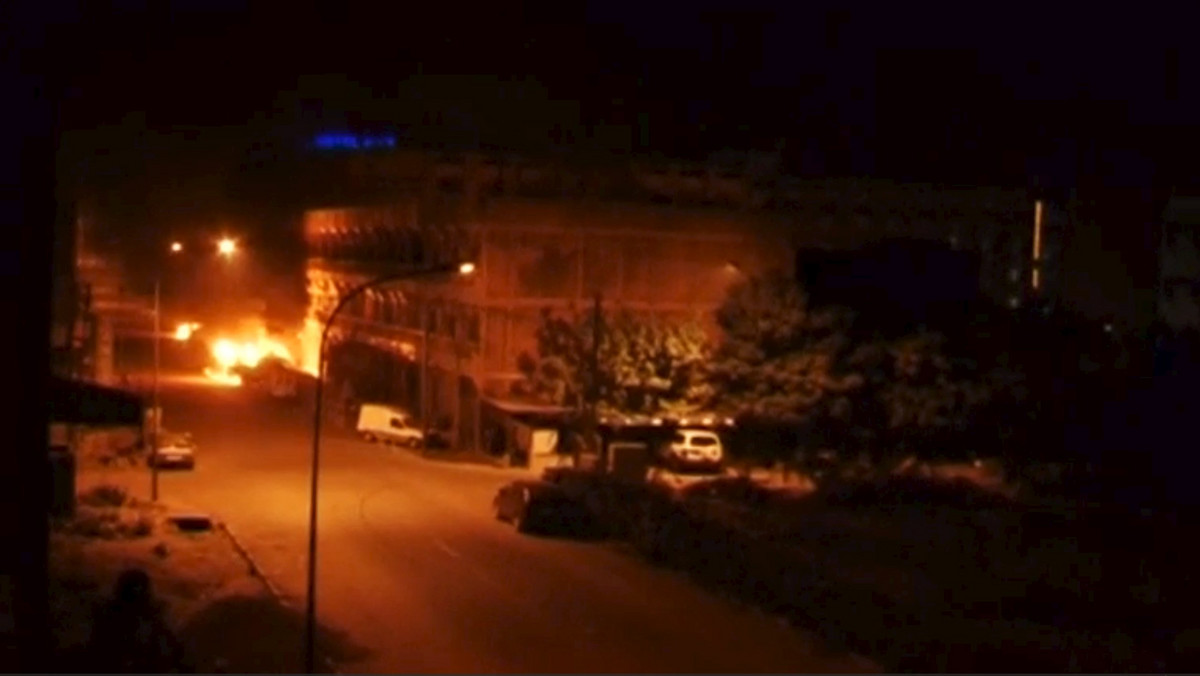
[
  {"left": 151, "top": 278, "right": 161, "bottom": 501},
  {"left": 150, "top": 238, "right": 236, "bottom": 502},
  {"left": 305, "top": 261, "right": 473, "bottom": 674}
]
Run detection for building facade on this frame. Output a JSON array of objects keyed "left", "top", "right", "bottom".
[
  {"left": 1160, "top": 194, "right": 1200, "bottom": 332},
  {"left": 301, "top": 150, "right": 1052, "bottom": 451}
]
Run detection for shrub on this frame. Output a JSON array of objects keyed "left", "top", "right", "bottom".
[
  {"left": 80, "top": 485, "right": 129, "bottom": 508},
  {"left": 822, "top": 475, "right": 1013, "bottom": 510},
  {"left": 69, "top": 509, "right": 120, "bottom": 539},
  {"left": 122, "top": 514, "right": 155, "bottom": 539}
]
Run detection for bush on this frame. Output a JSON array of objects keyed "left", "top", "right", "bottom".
[
  {"left": 80, "top": 485, "right": 129, "bottom": 508},
  {"left": 121, "top": 514, "right": 155, "bottom": 539},
  {"left": 68, "top": 509, "right": 121, "bottom": 539},
  {"left": 822, "top": 475, "right": 1014, "bottom": 510}
]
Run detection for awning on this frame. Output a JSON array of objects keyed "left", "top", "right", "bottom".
[
  {"left": 50, "top": 376, "right": 145, "bottom": 426},
  {"left": 482, "top": 397, "right": 574, "bottom": 416}
]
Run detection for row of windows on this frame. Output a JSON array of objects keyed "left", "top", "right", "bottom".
[
  {"left": 309, "top": 229, "right": 480, "bottom": 266},
  {"left": 340, "top": 293, "right": 483, "bottom": 345}
]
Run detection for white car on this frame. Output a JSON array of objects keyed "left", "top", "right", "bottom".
[
  {"left": 661, "top": 429, "right": 724, "bottom": 473},
  {"left": 356, "top": 403, "right": 424, "bottom": 447},
  {"left": 151, "top": 432, "right": 196, "bottom": 469}
]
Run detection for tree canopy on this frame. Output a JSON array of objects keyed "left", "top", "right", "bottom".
[
  {"left": 708, "top": 271, "right": 862, "bottom": 427},
  {"left": 515, "top": 305, "right": 711, "bottom": 416}
]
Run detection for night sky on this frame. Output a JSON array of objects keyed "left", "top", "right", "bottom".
[{"left": 28, "top": 0, "right": 1200, "bottom": 294}]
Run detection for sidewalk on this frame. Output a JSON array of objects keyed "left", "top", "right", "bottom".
[{"left": 49, "top": 483, "right": 368, "bottom": 672}]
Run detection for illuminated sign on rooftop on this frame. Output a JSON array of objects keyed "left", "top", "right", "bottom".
[{"left": 311, "top": 132, "right": 397, "bottom": 151}]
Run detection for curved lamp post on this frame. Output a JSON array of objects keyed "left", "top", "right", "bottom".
[{"left": 305, "top": 261, "right": 474, "bottom": 673}]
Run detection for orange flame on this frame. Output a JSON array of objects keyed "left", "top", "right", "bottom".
[{"left": 205, "top": 328, "right": 296, "bottom": 385}]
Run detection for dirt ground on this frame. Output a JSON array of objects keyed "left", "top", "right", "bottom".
[{"left": 48, "top": 478, "right": 357, "bottom": 673}]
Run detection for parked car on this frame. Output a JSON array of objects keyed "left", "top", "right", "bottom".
[
  {"left": 493, "top": 479, "right": 598, "bottom": 535},
  {"left": 356, "top": 403, "right": 424, "bottom": 447},
  {"left": 150, "top": 432, "right": 196, "bottom": 470},
  {"left": 659, "top": 429, "right": 725, "bottom": 473}
]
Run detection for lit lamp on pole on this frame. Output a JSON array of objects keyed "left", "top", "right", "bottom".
[
  {"left": 304, "top": 261, "right": 475, "bottom": 673},
  {"left": 150, "top": 238, "right": 238, "bottom": 502}
]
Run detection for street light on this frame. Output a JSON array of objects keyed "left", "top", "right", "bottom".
[
  {"left": 217, "top": 237, "right": 237, "bottom": 257},
  {"left": 305, "top": 261, "right": 474, "bottom": 673},
  {"left": 150, "top": 240, "right": 235, "bottom": 502}
]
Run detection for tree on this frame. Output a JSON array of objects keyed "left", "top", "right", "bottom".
[
  {"left": 708, "top": 271, "right": 862, "bottom": 429},
  {"left": 846, "top": 330, "right": 992, "bottom": 460},
  {"left": 515, "top": 305, "right": 712, "bottom": 415}
]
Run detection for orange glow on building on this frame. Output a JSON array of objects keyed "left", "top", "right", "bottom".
[{"left": 298, "top": 315, "right": 322, "bottom": 377}]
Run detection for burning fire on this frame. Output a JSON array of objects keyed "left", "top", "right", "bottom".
[
  {"left": 297, "top": 316, "right": 321, "bottom": 377},
  {"left": 204, "top": 327, "right": 297, "bottom": 385},
  {"left": 203, "top": 367, "right": 243, "bottom": 387}
]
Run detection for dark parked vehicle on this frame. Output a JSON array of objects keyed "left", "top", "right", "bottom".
[{"left": 493, "top": 479, "right": 598, "bottom": 535}]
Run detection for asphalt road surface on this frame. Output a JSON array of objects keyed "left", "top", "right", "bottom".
[{"left": 149, "top": 373, "right": 875, "bottom": 673}]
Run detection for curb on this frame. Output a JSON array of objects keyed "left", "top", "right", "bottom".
[
  {"left": 216, "top": 520, "right": 287, "bottom": 605},
  {"left": 215, "top": 521, "right": 340, "bottom": 674}
]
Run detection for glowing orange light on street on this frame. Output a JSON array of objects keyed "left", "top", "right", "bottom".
[
  {"left": 217, "top": 238, "right": 237, "bottom": 256},
  {"left": 170, "top": 241, "right": 184, "bottom": 253}
]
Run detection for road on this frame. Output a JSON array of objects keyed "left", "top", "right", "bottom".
[{"left": 147, "top": 373, "right": 874, "bottom": 673}]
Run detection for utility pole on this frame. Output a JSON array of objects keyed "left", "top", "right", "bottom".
[
  {"left": 587, "top": 293, "right": 602, "bottom": 466},
  {"left": 151, "top": 278, "right": 160, "bottom": 501},
  {"left": 1031, "top": 198, "right": 1044, "bottom": 297},
  {"left": 421, "top": 301, "right": 431, "bottom": 450}
]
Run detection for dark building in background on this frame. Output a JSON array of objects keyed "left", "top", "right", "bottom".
[{"left": 797, "top": 239, "right": 983, "bottom": 334}]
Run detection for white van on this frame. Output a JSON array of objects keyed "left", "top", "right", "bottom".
[{"left": 356, "top": 403, "right": 424, "bottom": 447}]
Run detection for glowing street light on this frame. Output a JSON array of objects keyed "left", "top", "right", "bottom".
[
  {"left": 150, "top": 238, "right": 239, "bottom": 502},
  {"left": 173, "top": 322, "right": 200, "bottom": 341},
  {"left": 304, "top": 261, "right": 474, "bottom": 673}
]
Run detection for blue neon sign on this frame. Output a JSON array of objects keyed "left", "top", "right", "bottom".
[{"left": 311, "top": 132, "right": 397, "bottom": 151}]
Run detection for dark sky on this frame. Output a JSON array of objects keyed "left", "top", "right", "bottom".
[
  {"left": 40, "top": 0, "right": 1200, "bottom": 262},
  {"left": 14, "top": 0, "right": 1189, "bottom": 329},
  {"left": 53, "top": 1, "right": 1197, "bottom": 174}
]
